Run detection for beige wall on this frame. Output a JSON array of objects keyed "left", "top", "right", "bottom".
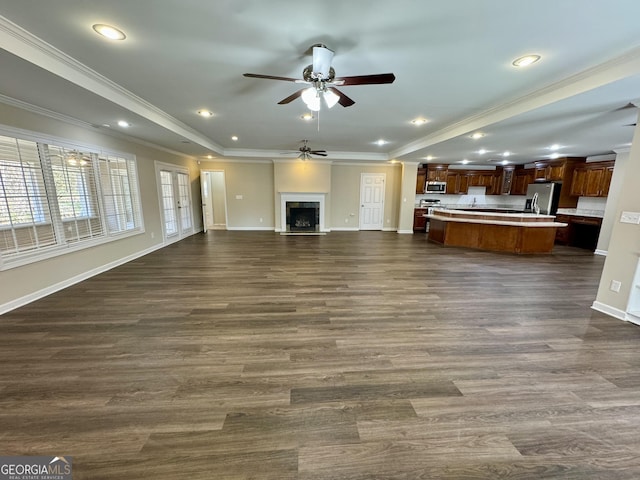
[
  {"left": 398, "top": 162, "right": 420, "bottom": 233},
  {"left": 331, "top": 163, "right": 402, "bottom": 230},
  {"left": 0, "top": 104, "right": 415, "bottom": 312},
  {"left": 594, "top": 115, "right": 640, "bottom": 318},
  {"left": 201, "top": 160, "right": 275, "bottom": 229},
  {"left": 596, "top": 150, "right": 629, "bottom": 253},
  {"left": 0, "top": 102, "right": 200, "bottom": 311},
  {"left": 273, "top": 160, "right": 332, "bottom": 230}
]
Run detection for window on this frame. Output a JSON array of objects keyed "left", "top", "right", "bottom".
[{"left": 0, "top": 131, "right": 143, "bottom": 268}]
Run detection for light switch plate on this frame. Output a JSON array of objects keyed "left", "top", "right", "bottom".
[
  {"left": 620, "top": 211, "right": 640, "bottom": 224},
  {"left": 610, "top": 280, "right": 622, "bottom": 293}
]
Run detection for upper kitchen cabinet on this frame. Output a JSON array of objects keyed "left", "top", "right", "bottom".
[
  {"left": 446, "top": 171, "right": 469, "bottom": 194},
  {"left": 533, "top": 158, "right": 585, "bottom": 183},
  {"left": 427, "top": 165, "right": 448, "bottom": 182},
  {"left": 498, "top": 166, "right": 515, "bottom": 195},
  {"left": 510, "top": 168, "right": 536, "bottom": 195},
  {"left": 569, "top": 160, "right": 615, "bottom": 197},
  {"left": 416, "top": 166, "right": 427, "bottom": 194}
]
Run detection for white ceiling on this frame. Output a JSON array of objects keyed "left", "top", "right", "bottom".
[{"left": 1, "top": 0, "right": 640, "bottom": 165}]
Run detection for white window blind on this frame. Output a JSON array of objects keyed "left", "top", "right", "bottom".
[
  {"left": 0, "top": 131, "right": 143, "bottom": 267},
  {"left": 47, "top": 145, "right": 105, "bottom": 244},
  {"left": 0, "top": 135, "right": 58, "bottom": 255},
  {"left": 99, "top": 154, "right": 142, "bottom": 234}
]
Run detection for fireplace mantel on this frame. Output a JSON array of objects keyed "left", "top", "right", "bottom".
[{"left": 279, "top": 192, "right": 328, "bottom": 233}]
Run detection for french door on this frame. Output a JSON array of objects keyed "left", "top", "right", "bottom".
[{"left": 156, "top": 163, "right": 193, "bottom": 242}]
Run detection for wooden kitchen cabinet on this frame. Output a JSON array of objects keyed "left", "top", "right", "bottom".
[
  {"left": 554, "top": 214, "right": 602, "bottom": 250},
  {"left": 569, "top": 161, "right": 614, "bottom": 197},
  {"left": 554, "top": 214, "right": 571, "bottom": 244},
  {"left": 601, "top": 164, "right": 614, "bottom": 196},
  {"left": 413, "top": 208, "right": 428, "bottom": 232},
  {"left": 511, "top": 168, "right": 535, "bottom": 195},
  {"left": 427, "top": 165, "right": 448, "bottom": 182},
  {"left": 445, "top": 172, "right": 469, "bottom": 194},
  {"left": 535, "top": 161, "right": 566, "bottom": 182},
  {"left": 416, "top": 166, "right": 427, "bottom": 194}
]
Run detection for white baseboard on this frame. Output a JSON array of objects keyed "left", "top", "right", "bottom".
[
  {"left": 0, "top": 241, "right": 167, "bottom": 315},
  {"left": 331, "top": 227, "right": 359, "bottom": 232},
  {"left": 226, "top": 226, "right": 275, "bottom": 231},
  {"left": 397, "top": 229, "right": 414, "bottom": 234},
  {"left": 594, "top": 249, "right": 608, "bottom": 256},
  {"left": 591, "top": 301, "right": 627, "bottom": 321},
  {"left": 383, "top": 227, "right": 398, "bottom": 232}
]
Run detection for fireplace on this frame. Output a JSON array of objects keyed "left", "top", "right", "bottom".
[
  {"left": 288, "top": 203, "right": 319, "bottom": 232},
  {"left": 279, "top": 193, "right": 326, "bottom": 234}
]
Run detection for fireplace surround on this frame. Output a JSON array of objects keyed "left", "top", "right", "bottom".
[{"left": 279, "top": 193, "right": 326, "bottom": 234}]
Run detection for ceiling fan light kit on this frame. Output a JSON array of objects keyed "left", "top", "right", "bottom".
[{"left": 243, "top": 44, "right": 395, "bottom": 111}]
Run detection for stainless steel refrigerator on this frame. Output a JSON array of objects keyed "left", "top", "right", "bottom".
[{"left": 525, "top": 182, "right": 561, "bottom": 215}]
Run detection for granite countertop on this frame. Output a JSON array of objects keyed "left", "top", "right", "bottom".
[
  {"left": 427, "top": 208, "right": 566, "bottom": 227},
  {"left": 556, "top": 209, "right": 605, "bottom": 218}
]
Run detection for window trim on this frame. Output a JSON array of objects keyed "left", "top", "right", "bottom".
[{"left": 0, "top": 124, "right": 145, "bottom": 271}]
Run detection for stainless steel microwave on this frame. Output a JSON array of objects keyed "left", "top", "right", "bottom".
[{"left": 425, "top": 181, "right": 447, "bottom": 193}]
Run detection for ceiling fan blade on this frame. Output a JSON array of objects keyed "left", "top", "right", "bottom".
[
  {"left": 334, "top": 73, "right": 396, "bottom": 86},
  {"left": 310, "top": 151, "right": 328, "bottom": 156},
  {"left": 278, "top": 89, "right": 305, "bottom": 105},
  {"left": 328, "top": 87, "right": 355, "bottom": 107},
  {"left": 243, "top": 73, "right": 299, "bottom": 82}
]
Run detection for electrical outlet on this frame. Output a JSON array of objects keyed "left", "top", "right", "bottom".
[
  {"left": 151, "top": 232, "right": 155, "bottom": 239},
  {"left": 345, "top": 218, "right": 349, "bottom": 223},
  {"left": 620, "top": 211, "right": 640, "bottom": 224},
  {"left": 259, "top": 217, "right": 263, "bottom": 223},
  {"left": 235, "top": 194, "right": 243, "bottom": 200},
  {"left": 610, "top": 280, "right": 622, "bottom": 293}
]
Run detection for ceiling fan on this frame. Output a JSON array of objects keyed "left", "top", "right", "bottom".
[
  {"left": 243, "top": 44, "right": 395, "bottom": 110},
  {"left": 289, "top": 140, "right": 327, "bottom": 160}
]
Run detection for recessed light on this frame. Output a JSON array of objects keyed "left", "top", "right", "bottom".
[
  {"left": 424, "top": 155, "right": 435, "bottom": 161},
  {"left": 197, "top": 109, "right": 213, "bottom": 117},
  {"left": 375, "top": 139, "right": 387, "bottom": 146},
  {"left": 470, "top": 132, "right": 485, "bottom": 140},
  {"left": 231, "top": 136, "right": 238, "bottom": 141},
  {"left": 117, "top": 120, "right": 130, "bottom": 128},
  {"left": 549, "top": 152, "right": 560, "bottom": 159},
  {"left": 101, "top": 123, "right": 111, "bottom": 128},
  {"left": 461, "top": 159, "right": 469, "bottom": 165},
  {"left": 92, "top": 24, "right": 126, "bottom": 41},
  {"left": 501, "top": 159, "right": 509, "bottom": 165},
  {"left": 512, "top": 54, "right": 541, "bottom": 67},
  {"left": 478, "top": 148, "right": 487, "bottom": 155},
  {"left": 502, "top": 151, "right": 511, "bottom": 157},
  {"left": 207, "top": 155, "right": 213, "bottom": 159},
  {"left": 549, "top": 144, "right": 560, "bottom": 151},
  {"left": 411, "top": 118, "right": 428, "bottom": 126},
  {"left": 301, "top": 113, "right": 314, "bottom": 121}
]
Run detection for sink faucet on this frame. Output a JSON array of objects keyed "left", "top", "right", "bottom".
[{"left": 472, "top": 197, "right": 477, "bottom": 207}]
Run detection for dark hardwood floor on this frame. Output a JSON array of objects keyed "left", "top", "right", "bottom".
[{"left": 2, "top": 231, "right": 640, "bottom": 479}]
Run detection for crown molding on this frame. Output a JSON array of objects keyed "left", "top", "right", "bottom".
[
  {"left": 224, "top": 148, "right": 388, "bottom": 162},
  {"left": 390, "top": 45, "right": 640, "bottom": 159},
  {"left": 0, "top": 94, "right": 196, "bottom": 160},
  {"left": 0, "top": 15, "right": 223, "bottom": 155},
  {"left": 0, "top": 93, "right": 93, "bottom": 129}
]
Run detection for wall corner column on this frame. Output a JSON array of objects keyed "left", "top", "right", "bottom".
[{"left": 397, "top": 161, "right": 419, "bottom": 234}]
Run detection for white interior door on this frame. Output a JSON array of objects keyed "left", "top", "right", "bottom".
[
  {"left": 200, "top": 172, "right": 212, "bottom": 233},
  {"left": 200, "top": 170, "right": 227, "bottom": 231},
  {"left": 360, "top": 173, "right": 385, "bottom": 230},
  {"left": 156, "top": 163, "right": 194, "bottom": 242}
]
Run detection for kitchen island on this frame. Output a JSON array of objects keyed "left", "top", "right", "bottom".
[{"left": 426, "top": 209, "right": 567, "bottom": 254}]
